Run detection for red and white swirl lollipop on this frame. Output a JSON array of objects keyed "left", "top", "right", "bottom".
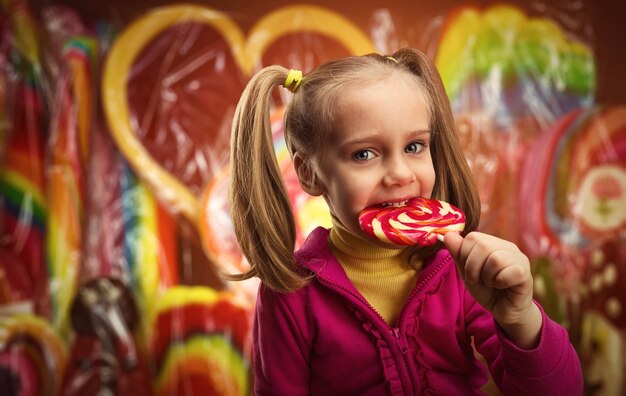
[{"left": 359, "top": 197, "right": 466, "bottom": 246}]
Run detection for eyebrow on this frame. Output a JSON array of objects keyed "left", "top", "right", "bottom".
[{"left": 340, "top": 129, "right": 431, "bottom": 146}]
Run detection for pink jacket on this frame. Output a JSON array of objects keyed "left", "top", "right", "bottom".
[{"left": 253, "top": 227, "right": 583, "bottom": 395}]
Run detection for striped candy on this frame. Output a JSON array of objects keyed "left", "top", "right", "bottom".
[{"left": 359, "top": 197, "right": 465, "bottom": 246}]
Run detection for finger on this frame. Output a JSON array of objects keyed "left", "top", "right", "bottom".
[
  {"left": 461, "top": 233, "right": 492, "bottom": 284},
  {"left": 491, "top": 263, "right": 532, "bottom": 291},
  {"left": 442, "top": 232, "right": 463, "bottom": 263},
  {"left": 479, "top": 249, "right": 512, "bottom": 288},
  {"left": 442, "top": 232, "right": 468, "bottom": 280}
]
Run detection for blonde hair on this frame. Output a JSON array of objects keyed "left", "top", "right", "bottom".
[{"left": 228, "top": 48, "right": 480, "bottom": 293}]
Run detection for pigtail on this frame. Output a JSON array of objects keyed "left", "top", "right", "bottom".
[
  {"left": 393, "top": 48, "right": 481, "bottom": 235},
  {"left": 228, "top": 66, "right": 310, "bottom": 292}
]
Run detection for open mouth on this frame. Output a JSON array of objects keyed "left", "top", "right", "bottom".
[{"left": 381, "top": 200, "right": 409, "bottom": 208}]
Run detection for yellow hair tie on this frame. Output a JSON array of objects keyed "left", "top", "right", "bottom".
[
  {"left": 386, "top": 56, "right": 398, "bottom": 64},
  {"left": 283, "top": 69, "right": 303, "bottom": 93}
]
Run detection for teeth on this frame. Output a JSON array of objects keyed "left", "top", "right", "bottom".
[{"left": 382, "top": 200, "right": 408, "bottom": 208}]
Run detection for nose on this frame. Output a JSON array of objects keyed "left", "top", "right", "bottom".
[{"left": 382, "top": 156, "right": 415, "bottom": 187}]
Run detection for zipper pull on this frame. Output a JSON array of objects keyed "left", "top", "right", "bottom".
[{"left": 391, "top": 327, "right": 408, "bottom": 354}]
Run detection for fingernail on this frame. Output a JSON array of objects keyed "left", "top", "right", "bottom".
[{"left": 436, "top": 234, "right": 444, "bottom": 243}]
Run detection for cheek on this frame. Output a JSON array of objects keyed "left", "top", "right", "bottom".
[
  {"left": 327, "top": 174, "right": 372, "bottom": 209},
  {"left": 420, "top": 163, "right": 436, "bottom": 197},
  {"left": 427, "top": 168, "right": 436, "bottom": 188}
]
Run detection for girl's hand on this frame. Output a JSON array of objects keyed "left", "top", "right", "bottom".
[{"left": 443, "top": 231, "right": 542, "bottom": 348}]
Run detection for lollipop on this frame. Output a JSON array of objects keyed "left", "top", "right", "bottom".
[
  {"left": 102, "top": 4, "right": 375, "bottom": 224},
  {"left": 359, "top": 197, "right": 465, "bottom": 246},
  {"left": 150, "top": 286, "right": 253, "bottom": 396},
  {"left": 435, "top": 4, "right": 595, "bottom": 246},
  {"left": 0, "top": 314, "right": 68, "bottom": 396}
]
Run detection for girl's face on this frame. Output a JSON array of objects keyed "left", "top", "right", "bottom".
[{"left": 315, "top": 75, "right": 436, "bottom": 247}]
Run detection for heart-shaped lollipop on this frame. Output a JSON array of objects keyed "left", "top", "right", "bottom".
[
  {"left": 103, "top": 4, "right": 376, "bottom": 223},
  {"left": 359, "top": 197, "right": 465, "bottom": 246}
]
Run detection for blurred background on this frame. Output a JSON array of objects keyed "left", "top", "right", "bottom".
[{"left": 0, "top": 0, "right": 624, "bottom": 394}]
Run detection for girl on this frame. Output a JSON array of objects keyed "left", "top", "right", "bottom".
[{"left": 229, "top": 48, "right": 582, "bottom": 395}]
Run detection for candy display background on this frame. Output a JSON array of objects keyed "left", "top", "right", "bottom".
[{"left": 1, "top": 0, "right": 625, "bottom": 395}]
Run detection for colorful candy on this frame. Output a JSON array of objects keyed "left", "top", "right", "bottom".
[
  {"left": 150, "top": 286, "right": 253, "bottom": 396},
  {"left": 520, "top": 106, "right": 626, "bottom": 257},
  {"left": 359, "top": 197, "right": 466, "bottom": 246},
  {"left": 0, "top": 0, "right": 48, "bottom": 317},
  {"left": 62, "top": 277, "right": 151, "bottom": 396},
  {"left": 0, "top": 314, "right": 68, "bottom": 396},
  {"left": 434, "top": 4, "right": 595, "bottom": 246},
  {"left": 435, "top": 4, "right": 594, "bottom": 121}
]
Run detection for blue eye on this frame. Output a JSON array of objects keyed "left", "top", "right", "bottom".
[
  {"left": 405, "top": 142, "right": 424, "bottom": 154},
  {"left": 353, "top": 150, "right": 374, "bottom": 161}
]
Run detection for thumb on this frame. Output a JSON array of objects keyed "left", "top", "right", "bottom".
[{"left": 441, "top": 232, "right": 464, "bottom": 268}]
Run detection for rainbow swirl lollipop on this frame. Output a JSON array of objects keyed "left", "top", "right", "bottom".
[{"left": 359, "top": 197, "right": 466, "bottom": 246}]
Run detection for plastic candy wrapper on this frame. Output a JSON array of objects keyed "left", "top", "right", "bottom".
[
  {"left": 1, "top": 0, "right": 625, "bottom": 395},
  {"left": 520, "top": 106, "right": 626, "bottom": 258},
  {"left": 519, "top": 106, "right": 626, "bottom": 391},
  {"left": 46, "top": 34, "right": 97, "bottom": 335},
  {"left": 102, "top": 3, "right": 375, "bottom": 226},
  {"left": 435, "top": 4, "right": 595, "bottom": 246},
  {"left": 60, "top": 277, "right": 151, "bottom": 395},
  {"left": 0, "top": 314, "right": 67, "bottom": 395},
  {"left": 0, "top": 0, "right": 48, "bottom": 317},
  {"left": 149, "top": 286, "right": 252, "bottom": 396}
]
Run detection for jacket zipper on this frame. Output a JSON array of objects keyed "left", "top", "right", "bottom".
[
  {"left": 391, "top": 327, "right": 409, "bottom": 354},
  {"left": 393, "top": 257, "right": 450, "bottom": 329},
  {"left": 389, "top": 258, "right": 450, "bottom": 391},
  {"left": 316, "top": 255, "right": 451, "bottom": 393},
  {"left": 318, "top": 276, "right": 388, "bottom": 325},
  {"left": 320, "top": 276, "right": 412, "bottom": 354},
  {"left": 318, "top": 276, "right": 415, "bottom": 394},
  {"left": 318, "top": 256, "right": 450, "bottom": 340}
]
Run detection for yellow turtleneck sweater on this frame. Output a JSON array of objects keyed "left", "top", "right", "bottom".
[{"left": 328, "top": 221, "right": 420, "bottom": 325}]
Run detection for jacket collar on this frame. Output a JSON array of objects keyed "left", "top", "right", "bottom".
[
  {"left": 295, "top": 227, "right": 352, "bottom": 287},
  {"left": 295, "top": 227, "right": 452, "bottom": 291}
]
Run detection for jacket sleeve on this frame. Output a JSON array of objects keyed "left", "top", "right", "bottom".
[
  {"left": 253, "top": 283, "right": 312, "bottom": 396},
  {"left": 465, "top": 293, "right": 583, "bottom": 395}
]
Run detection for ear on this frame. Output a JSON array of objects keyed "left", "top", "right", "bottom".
[{"left": 293, "top": 152, "right": 325, "bottom": 196}]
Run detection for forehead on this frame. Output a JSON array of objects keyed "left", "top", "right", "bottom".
[{"left": 330, "top": 75, "right": 430, "bottom": 139}]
